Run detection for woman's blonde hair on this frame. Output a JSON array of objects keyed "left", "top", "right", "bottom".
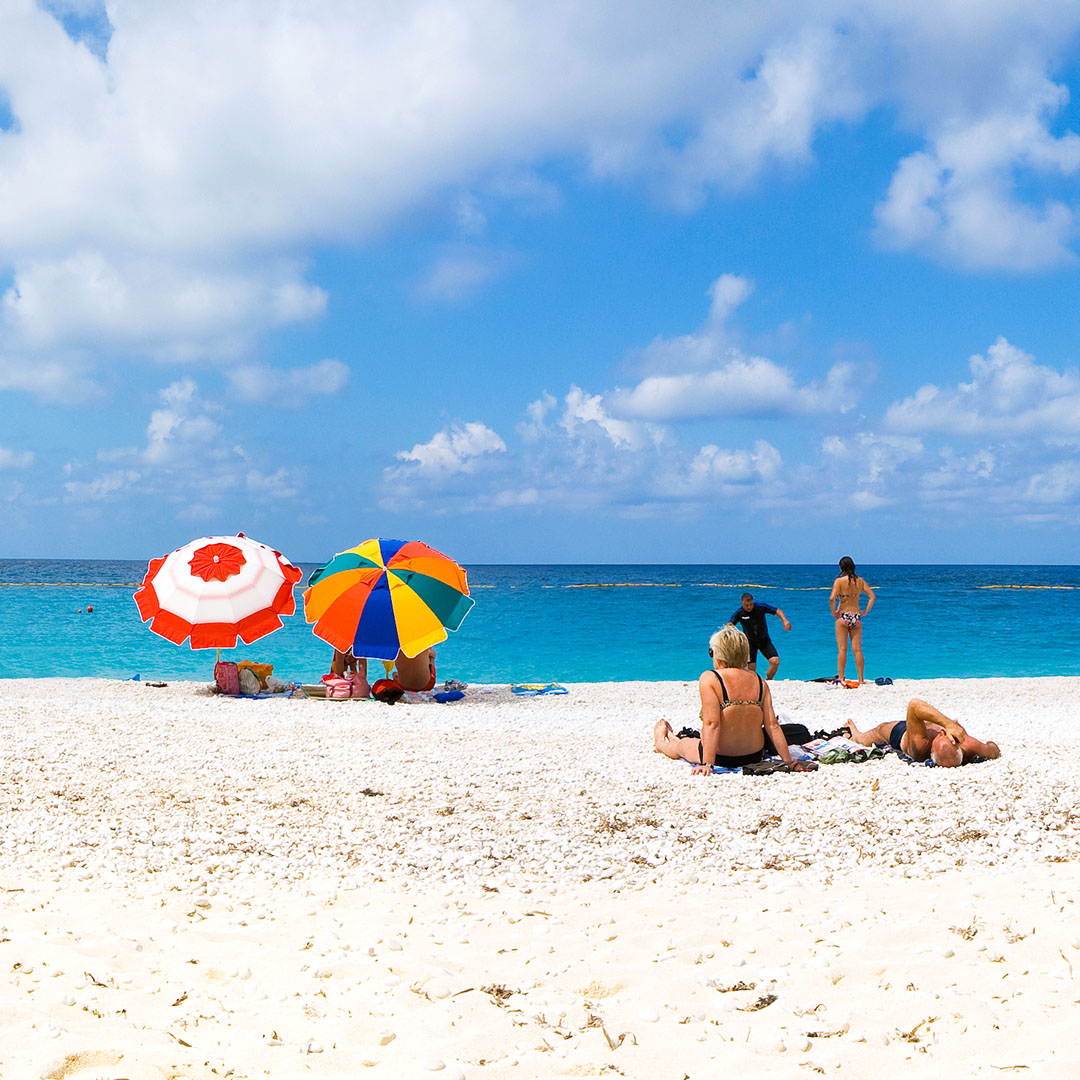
[{"left": 709, "top": 624, "right": 750, "bottom": 669}]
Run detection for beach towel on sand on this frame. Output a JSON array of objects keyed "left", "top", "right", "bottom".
[{"left": 511, "top": 683, "right": 569, "bottom": 696}]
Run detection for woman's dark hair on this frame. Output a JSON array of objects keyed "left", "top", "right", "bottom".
[{"left": 838, "top": 556, "right": 857, "bottom": 583}]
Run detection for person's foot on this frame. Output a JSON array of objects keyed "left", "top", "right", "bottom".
[
  {"left": 653, "top": 719, "right": 673, "bottom": 752},
  {"left": 985, "top": 741, "right": 1001, "bottom": 759}
]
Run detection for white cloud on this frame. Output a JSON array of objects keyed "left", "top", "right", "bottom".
[
  {"left": 670, "top": 439, "right": 783, "bottom": 495},
  {"left": 1024, "top": 461, "right": 1080, "bottom": 504},
  {"left": 1, "top": 251, "right": 326, "bottom": 358},
  {"left": 0, "top": 5, "right": 1076, "bottom": 343},
  {"left": 561, "top": 385, "right": 663, "bottom": 450},
  {"left": 246, "top": 466, "right": 304, "bottom": 498},
  {"left": 874, "top": 78, "right": 1080, "bottom": 270},
  {"left": 228, "top": 358, "right": 349, "bottom": 404},
  {"left": 60, "top": 376, "right": 305, "bottom": 514},
  {"left": 0, "top": 445, "right": 33, "bottom": 468},
  {"left": 884, "top": 337, "right": 1080, "bottom": 436},
  {"left": 395, "top": 421, "right": 507, "bottom": 476},
  {"left": 413, "top": 248, "right": 515, "bottom": 302},
  {"left": 517, "top": 391, "right": 558, "bottom": 443},
  {"left": 610, "top": 272, "right": 861, "bottom": 421},
  {"left": 0, "top": 353, "right": 100, "bottom": 402},
  {"left": 64, "top": 468, "right": 141, "bottom": 502},
  {"left": 626, "top": 274, "right": 752, "bottom": 376},
  {"left": 144, "top": 379, "right": 222, "bottom": 466},
  {"left": 0, "top": 0, "right": 1077, "bottom": 400},
  {"left": 635, "top": 26, "right": 868, "bottom": 205},
  {"left": 612, "top": 273, "right": 855, "bottom": 420},
  {"left": 614, "top": 358, "right": 854, "bottom": 420}
]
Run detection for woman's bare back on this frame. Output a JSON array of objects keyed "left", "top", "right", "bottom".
[
  {"left": 832, "top": 575, "right": 867, "bottom": 613},
  {"left": 702, "top": 667, "right": 769, "bottom": 756}
]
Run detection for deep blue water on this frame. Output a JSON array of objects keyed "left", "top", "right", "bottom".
[{"left": 0, "top": 561, "right": 1077, "bottom": 683}]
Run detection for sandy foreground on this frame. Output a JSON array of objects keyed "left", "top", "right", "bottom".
[{"left": 1, "top": 675, "right": 1079, "bottom": 1080}]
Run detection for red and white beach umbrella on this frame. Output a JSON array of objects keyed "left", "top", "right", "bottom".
[{"left": 134, "top": 534, "right": 302, "bottom": 648}]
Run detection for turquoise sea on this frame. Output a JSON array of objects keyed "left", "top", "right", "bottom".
[{"left": 0, "top": 561, "right": 1077, "bottom": 684}]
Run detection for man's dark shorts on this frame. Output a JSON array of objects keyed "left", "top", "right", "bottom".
[{"left": 748, "top": 635, "right": 778, "bottom": 664}]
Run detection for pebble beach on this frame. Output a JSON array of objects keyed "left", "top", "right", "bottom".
[{"left": 2, "top": 675, "right": 1079, "bottom": 1079}]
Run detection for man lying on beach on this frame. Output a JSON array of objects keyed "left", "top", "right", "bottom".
[
  {"left": 653, "top": 625, "right": 793, "bottom": 775},
  {"left": 845, "top": 698, "right": 1000, "bottom": 767}
]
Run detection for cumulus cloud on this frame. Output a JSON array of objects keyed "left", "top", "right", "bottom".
[
  {"left": 614, "top": 358, "right": 855, "bottom": 420},
  {"left": 625, "top": 274, "right": 753, "bottom": 376},
  {"left": 611, "top": 273, "right": 857, "bottom": 420},
  {"left": 61, "top": 377, "right": 307, "bottom": 513},
  {"left": 560, "top": 386, "right": 665, "bottom": 450},
  {"left": 665, "top": 439, "right": 783, "bottom": 496},
  {"left": 884, "top": 337, "right": 1080, "bottom": 436},
  {"left": 0, "top": 0, "right": 1077, "bottom": 392},
  {"left": 873, "top": 74, "right": 1080, "bottom": 270},
  {"left": 386, "top": 385, "right": 792, "bottom": 514},
  {"left": 395, "top": 422, "right": 507, "bottom": 476}
]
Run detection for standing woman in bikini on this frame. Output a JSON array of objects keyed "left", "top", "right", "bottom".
[{"left": 830, "top": 556, "right": 875, "bottom": 685}]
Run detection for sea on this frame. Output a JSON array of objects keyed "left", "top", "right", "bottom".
[{"left": 0, "top": 561, "right": 1077, "bottom": 684}]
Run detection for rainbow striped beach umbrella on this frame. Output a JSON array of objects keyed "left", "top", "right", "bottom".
[{"left": 303, "top": 538, "right": 474, "bottom": 661}]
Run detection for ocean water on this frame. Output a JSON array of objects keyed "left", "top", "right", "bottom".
[{"left": 0, "top": 561, "right": 1077, "bottom": 684}]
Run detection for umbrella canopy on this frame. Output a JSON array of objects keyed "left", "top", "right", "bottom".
[
  {"left": 303, "top": 538, "right": 474, "bottom": 661},
  {"left": 134, "top": 533, "right": 302, "bottom": 648}
]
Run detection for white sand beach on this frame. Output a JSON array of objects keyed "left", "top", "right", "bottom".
[{"left": 2, "top": 675, "right": 1079, "bottom": 1079}]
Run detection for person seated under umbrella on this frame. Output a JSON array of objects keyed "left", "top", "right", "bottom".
[
  {"left": 383, "top": 647, "right": 437, "bottom": 691},
  {"left": 338, "top": 646, "right": 437, "bottom": 696}
]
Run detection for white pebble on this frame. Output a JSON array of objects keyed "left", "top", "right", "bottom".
[
  {"left": 638, "top": 1008, "right": 660, "bottom": 1022},
  {"left": 57, "top": 993, "right": 75, "bottom": 1006},
  {"left": 424, "top": 1060, "right": 445, "bottom": 1072}
]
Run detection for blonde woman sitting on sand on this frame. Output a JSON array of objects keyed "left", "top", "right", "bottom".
[{"left": 654, "top": 625, "right": 793, "bottom": 776}]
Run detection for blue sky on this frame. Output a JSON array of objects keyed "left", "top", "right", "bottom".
[{"left": 3, "top": 2, "right": 1080, "bottom": 564}]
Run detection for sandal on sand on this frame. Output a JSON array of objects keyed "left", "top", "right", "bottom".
[{"left": 742, "top": 760, "right": 818, "bottom": 776}]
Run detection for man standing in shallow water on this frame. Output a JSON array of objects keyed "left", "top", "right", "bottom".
[
  {"left": 846, "top": 698, "right": 1000, "bottom": 766},
  {"left": 727, "top": 592, "right": 791, "bottom": 680}
]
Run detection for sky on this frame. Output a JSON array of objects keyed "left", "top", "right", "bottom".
[{"left": 3, "top": 1, "right": 1080, "bottom": 564}]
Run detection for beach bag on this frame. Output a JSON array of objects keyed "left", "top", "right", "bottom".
[
  {"left": 238, "top": 668, "right": 262, "bottom": 696},
  {"left": 346, "top": 672, "right": 368, "bottom": 698},
  {"left": 214, "top": 661, "right": 239, "bottom": 696},
  {"left": 371, "top": 678, "right": 404, "bottom": 705},
  {"left": 321, "top": 674, "right": 351, "bottom": 699},
  {"left": 780, "top": 723, "right": 813, "bottom": 746}
]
